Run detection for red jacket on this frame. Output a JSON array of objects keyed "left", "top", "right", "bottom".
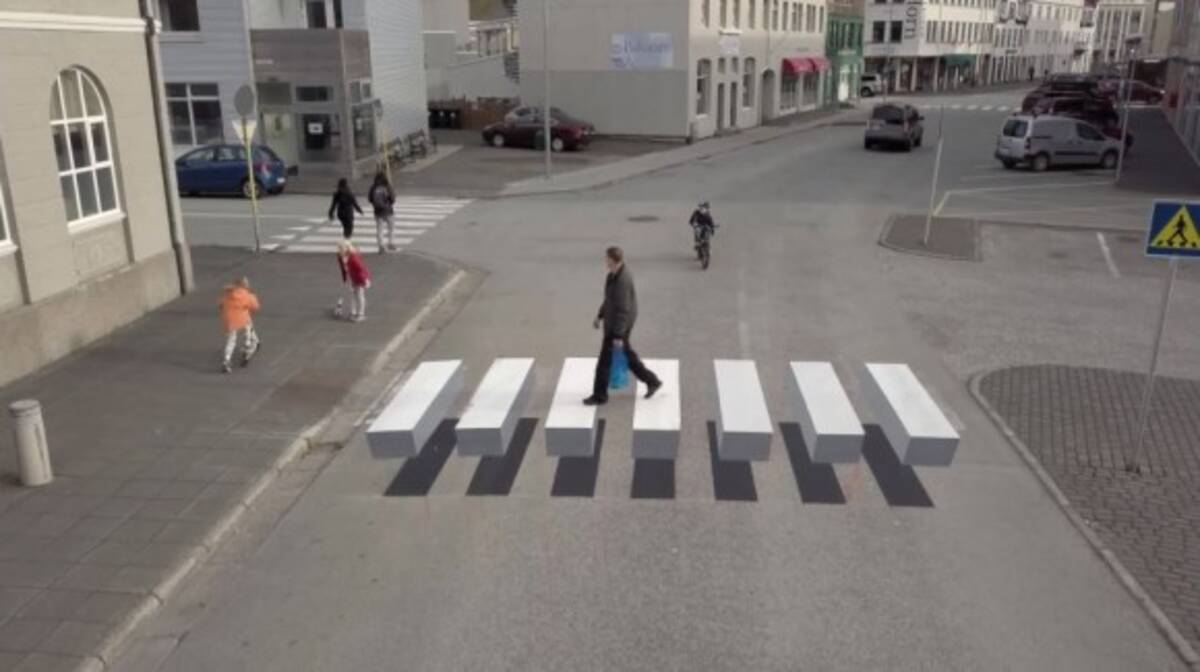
[{"left": 338, "top": 252, "right": 371, "bottom": 287}]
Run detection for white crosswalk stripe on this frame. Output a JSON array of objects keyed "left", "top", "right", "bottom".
[
  {"left": 277, "top": 197, "right": 470, "bottom": 253},
  {"left": 917, "top": 103, "right": 1012, "bottom": 113}
]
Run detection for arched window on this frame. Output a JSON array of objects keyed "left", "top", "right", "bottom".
[
  {"left": 51, "top": 69, "right": 120, "bottom": 227},
  {"left": 697, "top": 60, "right": 712, "bottom": 115}
]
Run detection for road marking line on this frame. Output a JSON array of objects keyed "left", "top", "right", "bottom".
[
  {"left": 1096, "top": 232, "right": 1122, "bottom": 278},
  {"left": 966, "top": 105, "right": 979, "bottom": 110},
  {"left": 187, "top": 212, "right": 306, "bottom": 221},
  {"left": 980, "top": 106, "right": 993, "bottom": 111}
]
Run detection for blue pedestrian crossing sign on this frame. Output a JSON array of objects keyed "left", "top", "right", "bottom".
[{"left": 1146, "top": 201, "right": 1200, "bottom": 258}]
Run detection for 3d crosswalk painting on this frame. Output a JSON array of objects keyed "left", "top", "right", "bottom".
[{"left": 368, "top": 358, "right": 960, "bottom": 507}]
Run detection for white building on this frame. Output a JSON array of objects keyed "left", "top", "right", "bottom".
[
  {"left": 519, "top": 0, "right": 830, "bottom": 140},
  {"left": 864, "top": 0, "right": 1093, "bottom": 91},
  {"left": 160, "top": 0, "right": 427, "bottom": 180}
]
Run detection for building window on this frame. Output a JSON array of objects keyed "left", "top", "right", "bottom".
[
  {"left": 697, "top": 59, "right": 712, "bottom": 115},
  {"left": 734, "top": 0, "right": 741, "bottom": 27},
  {"left": 818, "top": 6, "right": 824, "bottom": 32},
  {"left": 166, "top": 83, "right": 222, "bottom": 147},
  {"left": 927, "top": 20, "right": 935, "bottom": 41},
  {"left": 50, "top": 69, "right": 119, "bottom": 227},
  {"left": 873, "top": 20, "right": 886, "bottom": 42},
  {"left": 296, "top": 86, "right": 333, "bottom": 102},
  {"left": 743, "top": 58, "right": 756, "bottom": 106},
  {"left": 158, "top": 0, "right": 200, "bottom": 31},
  {"left": 781, "top": 73, "right": 799, "bottom": 109},
  {"left": 720, "top": 0, "right": 728, "bottom": 27},
  {"left": 890, "top": 20, "right": 902, "bottom": 41},
  {"left": 772, "top": 0, "right": 780, "bottom": 29},
  {"left": 749, "top": 0, "right": 756, "bottom": 28}
]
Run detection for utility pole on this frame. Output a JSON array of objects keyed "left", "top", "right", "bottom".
[{"left": 542, "top": 0, "right": 552, "bottom": 179}]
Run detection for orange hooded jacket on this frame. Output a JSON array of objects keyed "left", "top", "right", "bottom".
[{"left": 220, "top": 285, "right": 260, "bottom": 333}]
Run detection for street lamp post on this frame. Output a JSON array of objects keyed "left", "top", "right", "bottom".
[{"left": 1115, "top": 38, "right": 1139, "bottom": 183}]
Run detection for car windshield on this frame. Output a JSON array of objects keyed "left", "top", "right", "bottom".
[
  {"left": 872, "top": 106, "right": 905, "bottom": 122},
  {"left": 1003, "top": 119, "right": 1029, "bottom": 137}
]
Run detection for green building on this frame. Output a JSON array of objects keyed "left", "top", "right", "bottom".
[{"left": 825, "top": 0, "right": 865, "bottom": 105}]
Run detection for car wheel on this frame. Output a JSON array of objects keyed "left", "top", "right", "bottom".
[
  {"left": 1100, "top": 150, "right": 1118, "bottom": 169},
  {"left": 864, "top": 139, "right": 873, "bottom": 150},
  {"left": 1001, "top": 160, "right": 1016, "bottom": 170},
  {"left": 860, "top": 88, "right": 873, "bottom": 98},
  {"left": 491, "top": 133, "right": 506, "bottom": 148},
  {"left": 1031, "top": 153, "right": 1050, "bottom": 172},
  {"left": 550, "top": 137, "right": 565, "bottom": 152},
  {"left": 904, "top": 138, "right": 914, "bottom": 152},
  {"left": 241, "top": 179, "right": 263, "bottom": 199}
]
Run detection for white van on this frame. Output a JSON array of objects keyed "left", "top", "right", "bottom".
[
  {"left": 995, "top": 115, "right": 1123, "bottom": 171},
  {"left": 860, "top": 74, "right": 885, "bottom": 98}
]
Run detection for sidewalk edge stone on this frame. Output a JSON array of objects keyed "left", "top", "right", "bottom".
[
  {"left": 968, "top": 367, "right": 1200, "bottom": 668},
  {"left": 86, "top": 265, "right": 471, "bottom": 670}
]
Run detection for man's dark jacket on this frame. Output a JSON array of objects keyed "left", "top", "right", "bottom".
[{"left": 597, "top": 264, "right": 637, "bottom": 336}]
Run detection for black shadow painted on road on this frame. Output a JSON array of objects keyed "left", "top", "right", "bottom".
[
  {"left": 384, "top": 419, "right": 457, "bottom": 497},
  {"left": 551, "top": 420, "right": 605, "bottom": 498},
  {"left": 862, "top": 424, "right": 934, "bottom": 508},
  {"left": 466, "top": 418, "right": 537, "bottom": 496},
  {"left": 707, "top": 421, "right": 758, "bottom": 502},
  {"left": 631, "top": 459, "right": 675, "bottom": 500},
  {"left": 780, "top": 422, "right": 847, "bottom": 505}
]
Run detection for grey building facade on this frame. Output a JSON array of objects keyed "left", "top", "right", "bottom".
[{"left": 0, "top": 2, "right": 192, "bottom": 387}]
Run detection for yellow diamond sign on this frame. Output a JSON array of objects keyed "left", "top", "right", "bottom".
[{"left": 1146, "top": 202, "right": 1200, "bottom": 258}]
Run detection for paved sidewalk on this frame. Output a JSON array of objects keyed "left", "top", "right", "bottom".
[
  {"left": 500, "top": 106, "right": 866, "bottom": 197},
  {"left": 0, "top": 247, "right": 463, "bottom": 672},
  {"left": 1118, "top": 108, "right": 1200, "bottom": 197},
  {"left": 976, "top": 365, "right": 1200, "bottom": 662}
]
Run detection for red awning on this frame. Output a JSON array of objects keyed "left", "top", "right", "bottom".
[
  {"left": 782, "top": 57, "right": 815, "bottom": 75},
  {"left": 808, "top": 57, "right": 831, "bottom": 72}
]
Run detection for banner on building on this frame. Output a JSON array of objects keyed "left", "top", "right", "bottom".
[{"left": 611, "top": 32, "right": 674, "bottom": 70}]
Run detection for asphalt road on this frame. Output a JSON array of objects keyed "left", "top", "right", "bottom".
[{"left": 122, "top": 90, "right": 1199, "bottom": 671}]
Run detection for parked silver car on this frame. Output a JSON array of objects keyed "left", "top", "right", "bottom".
[
  {"left": 859, "top": 73, "right": 885, "bottom": 97},
  {"left": 995, "top": 114, "right": 1122, "bottom": 171},
  {"left": 864, "top": 104, "right": 924, "bottom": 151}
]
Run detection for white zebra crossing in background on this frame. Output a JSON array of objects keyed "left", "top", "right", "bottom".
[
  {"left": 367, "top": 358, "right": 961, "bottom": 467},
  {"left": 273, "top": 196, "right": 471, "bottom": 254},
  {"left": 916, "top": 103, "right": 1015, "bottom": 113}
]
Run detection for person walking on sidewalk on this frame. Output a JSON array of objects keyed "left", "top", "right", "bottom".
[
  {"left": 337, "top": 240, "right": 372, "bottom": 322},
  {"left": 368, "top": 172, "right": 396, "bottom": 253},
  {"left": 328, "top": 178, "right": 363, "bottom": 240},
  {"left": 584, "top": 246, "right": 661, "bottom": 406},
  {"left": 219, "top": 277, "right": 261, "bottom": 373}
]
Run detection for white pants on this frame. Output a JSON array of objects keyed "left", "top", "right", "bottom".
[
  {"left": 223, "top": 325, "right": 259, "bottom": 365},
  {"left": 349, "top": 285, "right": 367, "bottom": 318},
  {"left": 375, "top": 214, "right": 394, "bottom": 251}
]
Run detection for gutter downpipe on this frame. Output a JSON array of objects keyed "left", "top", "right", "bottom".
[{"left": 139, "top": 0, "right": 195, "bottom": 295}]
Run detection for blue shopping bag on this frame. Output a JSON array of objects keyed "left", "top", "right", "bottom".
[{"left": 609, "top": 345, "right": 630, "bottom": 390}]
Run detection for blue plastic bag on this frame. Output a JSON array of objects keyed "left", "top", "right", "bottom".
[{"left": 609, "top": 345, "right": 630, "bottom": 390}]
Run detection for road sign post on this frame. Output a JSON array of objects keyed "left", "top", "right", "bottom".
[
  {"left": 233, "top": 85, "right": 262, "bottom": 253},
  {"left": 1126, "top": 201, "right": 1200, "bottom": 472},
  {"left": 375, "top": 103, "right": 393, "bottom": 187}
]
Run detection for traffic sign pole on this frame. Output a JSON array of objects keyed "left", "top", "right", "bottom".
[
  {"left": 1126, "top": 256, "right": 1178, "bottom": 473},
  {"left": 241, "top": 116, "right": 262, "bottom": 254}
]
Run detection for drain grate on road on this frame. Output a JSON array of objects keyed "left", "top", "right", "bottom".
[{"left": 880, "top": 214, "right": 981, "bottom": 261}]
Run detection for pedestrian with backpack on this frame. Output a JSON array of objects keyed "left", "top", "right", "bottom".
[
  {"left": 336, "top": 240, "right": 372, "bottom": 322},
  {"left": 328, "top": 178, "right": 363, "bottom": 239},
  {"left": 368, "top": 172, "right": 396, "bottom": 253}
]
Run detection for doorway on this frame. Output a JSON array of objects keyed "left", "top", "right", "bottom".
[
  {"left": 760, "top": 70, "right": 776, "bottom": 124},
  {"left": 730, "top": 83, "right": 738, "bottom": 128},
  {"left": 261, "top": 112, "right": 299, "bottom": 170},
  {"left": 717, "top": 83, "right": 726, "bottom": 132}
]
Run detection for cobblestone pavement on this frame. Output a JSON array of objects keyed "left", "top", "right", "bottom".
[{"left": 978, "top": 365, "right": 1200, "bottom": 652}]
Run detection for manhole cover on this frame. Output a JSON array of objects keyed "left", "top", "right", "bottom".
[{"left": 627, "top": 215, "right": 660, "bottom": 223}]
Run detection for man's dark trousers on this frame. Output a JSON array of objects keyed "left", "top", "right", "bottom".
[{"left": 593, "top": 331, "right": 659, "bottom": 399}]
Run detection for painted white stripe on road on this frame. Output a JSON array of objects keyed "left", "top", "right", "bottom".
[
  {"left": 456, "top": 358, "right": 536, "bottom": 457},
  {"left": 714, "top": 359, "right": 772, "bottom": 461},
  {"left": 966, "top": 105, "right": 979, "bottom": 110},
  {"left": 633, "top": 359, "right": 681, "bottom": 460},
  {"left": 367, "top": 360, "right": 465, "bottom": 458},
  {"left": 545, "top": 357, "right": 599, "bottom": 458},
  {"left": 862, "top": 363, "right": 959, "bottom": 467},
  {"left": 294, "top": 235, "right": 417, "bottom": 245},
  {"left": 1096, "top": 232, "right": 1121, "bottom": 278},
  {"left": 790, "top": 362, "right": 864, "bottom": 464}
]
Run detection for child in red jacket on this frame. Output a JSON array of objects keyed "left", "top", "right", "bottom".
[{"left": 336, "top": 241, "right": 372, "bottom": 322}]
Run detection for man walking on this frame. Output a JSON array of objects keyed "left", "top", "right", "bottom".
[{"left": 584, "top": 247, "right": 661, "bottom": 406}]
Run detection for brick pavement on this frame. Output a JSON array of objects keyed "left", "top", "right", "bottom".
[
  {"left": 0, "top": 247, "right": 461, "bottom": 671},
  {"left": 977, "top": 365, "right": 1200, "bottom": 653}
]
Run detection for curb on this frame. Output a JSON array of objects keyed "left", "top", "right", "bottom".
[
  {"left": 491, "top": 108, "right": 866, "bottom": 200},
  {"left": 83, "top": 265, "right": 472, "bottom": 671},
  {"left": 968, "top": 368, "right": 1200, "bottom": 669}
]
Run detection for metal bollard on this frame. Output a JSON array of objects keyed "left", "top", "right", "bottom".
[{"left": 9, "top": 400, "right": 52, "bottom": 487}]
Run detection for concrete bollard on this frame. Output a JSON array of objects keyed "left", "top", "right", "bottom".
[{"left": 9, "top": 400, "right": 52, "bottom": 487}]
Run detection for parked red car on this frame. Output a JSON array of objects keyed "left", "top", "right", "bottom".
[
  {"left": 1098, "top": 80, "right": 1165, "bottom": 105},
  {"left": 482, "top": 107, "right": 595, "bottom": 152}
]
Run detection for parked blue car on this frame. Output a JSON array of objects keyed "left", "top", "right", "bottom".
[{"left": 175, "top": 144, "right": 287, "bottom": 198}]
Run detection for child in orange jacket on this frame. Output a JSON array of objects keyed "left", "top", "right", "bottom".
[{"left": 219, "top": 277, "right": 261, "bottom": 373}]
